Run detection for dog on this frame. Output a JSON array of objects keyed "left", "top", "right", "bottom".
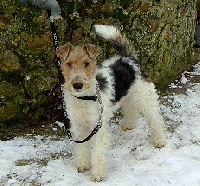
[{"left": 56, "top": 25, "right": 167, "bottom": 182}]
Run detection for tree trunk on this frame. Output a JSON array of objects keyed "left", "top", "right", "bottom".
[{"left": 0, "top": 0, "right": 197, "bottom": 131}]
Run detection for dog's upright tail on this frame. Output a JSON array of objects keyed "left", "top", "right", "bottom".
[{"left": 94, "top": 25, "right": 137, "bottom": 59}]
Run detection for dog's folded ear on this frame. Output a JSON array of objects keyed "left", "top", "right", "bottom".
[
  {"left": 83, "top": 44, "right": 100, "bottom": 59},
  {"left": 56, "top": 43, "right": 73, "bottom": 61}
]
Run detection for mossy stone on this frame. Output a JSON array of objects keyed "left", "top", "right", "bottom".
[{"left": 0, "top": 0, "right": 197, "bottom": 132}]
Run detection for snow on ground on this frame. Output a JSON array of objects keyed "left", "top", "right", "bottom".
[{"left": 0, "top": 63, "right": 200, "bottom": 186}]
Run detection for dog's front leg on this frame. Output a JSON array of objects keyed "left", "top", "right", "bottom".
[
  {"left": 75, "top": 142, "right": 91, "bottom": 173},
  {"left": 91, "top": 124, "right": 110, "bottom": 182},
  {"left": 72, "top": 124, "right": 91, "bottom": 173}
]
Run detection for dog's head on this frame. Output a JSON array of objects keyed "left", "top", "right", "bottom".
[{"left": 56, "top": 43, "right": 99, "bottom": 95}]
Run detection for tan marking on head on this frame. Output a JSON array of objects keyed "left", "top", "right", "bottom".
[
  {"left": 83, "top": 44, "right": 99, "bottom": 59},
  {"left": 56, "top": 43, "right": 73, "bottom": 61},
  {"left": 57, "top": 44, "right": 100, "bottom": 93}
]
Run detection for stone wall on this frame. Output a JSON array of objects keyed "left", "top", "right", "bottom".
[{"left": 0, "top": 0, "right": 197, "bottom": 129}]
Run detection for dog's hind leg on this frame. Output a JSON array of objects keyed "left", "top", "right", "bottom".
[
  {"left": 121, "top": 95, "right": 139, "bottom": 131},
  {"left": 129, "top": 79, "right": 167, "bottom": 148}
]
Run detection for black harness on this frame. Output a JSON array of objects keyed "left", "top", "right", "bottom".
[{"left": 49, "top": 18, "right": 102, "bottom": 143}]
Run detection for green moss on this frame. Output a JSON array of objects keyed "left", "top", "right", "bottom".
[
  {"left": 24, "top": 70, "right": 57, "bottom": 98},
  {"left": 0, "top": 0, "right": 197, "bottom": 135},
  {"left": 0, "top": 82, "right": 28, "bottom": 122}
]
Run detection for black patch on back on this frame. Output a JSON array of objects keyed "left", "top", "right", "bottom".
[
  {"left": 110, "top": 58, "right": 135, "bottom": 102},
  {"left": 96, "top": 73, "right": 108, "bottom": 92}
]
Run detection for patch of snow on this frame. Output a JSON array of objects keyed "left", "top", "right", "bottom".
[
  {"left": 0, "top": 63, "right": 200, "bottom": 186},
  {"left": 180, "top": 76, "right": 188, "bottom": 84},
  {"left": 169, "top": 83, "right": 177, "bottom": 89}
]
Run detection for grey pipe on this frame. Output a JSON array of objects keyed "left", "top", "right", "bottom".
[{"left": 20, "top": 0, "right": 61, "bottom": 16}]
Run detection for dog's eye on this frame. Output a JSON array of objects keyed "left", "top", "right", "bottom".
[{"left": 84, "top": 62, "right": 90, "bottom": 67}]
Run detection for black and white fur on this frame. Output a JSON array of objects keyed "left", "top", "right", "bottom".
[{"left": 63, "top": 25, "right": 166, "bottom": 182}]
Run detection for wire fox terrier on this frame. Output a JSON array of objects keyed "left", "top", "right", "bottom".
[{"left": 56, "top": 25, "right": 166, "bottom": 182}]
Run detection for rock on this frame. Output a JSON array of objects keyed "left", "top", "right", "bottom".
[{"left": 0, "top": 0, "right": 197, "bottom": 132}]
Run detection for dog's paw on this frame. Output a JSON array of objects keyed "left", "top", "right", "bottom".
[
  {"left": 152, "top": 138, "right": 167, "bottom": 148},
  {"left": 121, "top": 127, "right": 134, "bottom": 131},
  {"left": 77, "top": 167, "right": 89, "bottom": 173},
  {"left": 91, "top": 175, "right": 104, "bottom": 182},
  {"left": 121, "top": 123, "right": 134, "bottom": 131}
]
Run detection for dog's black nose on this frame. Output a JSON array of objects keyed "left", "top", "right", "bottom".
[{"left": 73, "top": 83, "right": 83, "bottom": 91}]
